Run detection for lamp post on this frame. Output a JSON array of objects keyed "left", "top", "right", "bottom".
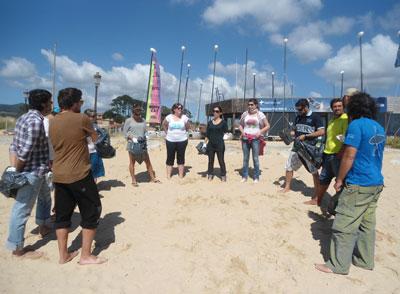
[
  {"left": 283, "top": 37, "right": 288, "bottom": 128},
  {"left": 271, "top": 71, "right": 275, "bottom": 98},
  {"left": 252, "top": 72, "right": 256, "bottom": 98},
  {"left": 340, "top": 70, "right": 344, "bottom": 97},
  {"left": 177, "top": 45, "right": 186, "bottom": 103},
  {"left": 209, "top": 44, "right": 218, "bottom": 120},
  {"left": 23, "top": 90, "right": 29, "bottom": 112},
  {"left": 358, "top": 31, "right": 364, "bottom": 92},
  {"left": 93, "top": 72, "right": 102, "bottom": 123},
  {"left": 183, "top": 63, "right": 191, "bottom": 111}
]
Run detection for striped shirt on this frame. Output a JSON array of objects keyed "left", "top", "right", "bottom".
[{"left": 9, "top": 110, "right": 49, "bottom": 177}]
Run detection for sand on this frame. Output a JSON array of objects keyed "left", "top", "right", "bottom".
[{"left": 0, "top": 134, "right": 399, "bottom": 294}]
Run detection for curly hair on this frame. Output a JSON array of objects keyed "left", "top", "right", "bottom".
[
  {"left": 28, "top": 89, "right": 52, "bottom": 111},
  {"left": 347, "top": 92, "right": 377, "bottom": 120}
]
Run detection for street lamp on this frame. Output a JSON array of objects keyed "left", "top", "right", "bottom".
[
  {"left": 252, "top": 72, "right": 256, "bottom": 98},
  {"left": 177, "top": 45, "right": 186, "bottom": 103},
  {"left": 196, "top": 83, "right": 203, "bottom": 125},
  {"left": 93, "top": 72, "right": 102, "bottom": 122},
  {"left": 23, "top": 90, "right": 29, "bottom": 112},
  {"left": 283, "top": 37, "right": 288, "bottom": 128},
  {"left": 358, "top": 31, "right": 364, "bottom": 92},
  {"left": 209, "top": 44, "right": 218, "bottom": 120},
  {"left": 271, "top": 71, "right": 275, "bottom": 98},
  {"left": 183, "top": 63, "right": 191, "bottom": 111},
  {"left": 340, "top": 70, "right": 344, "bottom": 97}
]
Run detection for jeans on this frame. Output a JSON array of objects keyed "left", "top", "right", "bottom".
[
  {"left": 6, "top": 173, "right": 52, "bottom": 251},
  {"left": 241, "top": 138, "right": 260, "bottom": 180}
]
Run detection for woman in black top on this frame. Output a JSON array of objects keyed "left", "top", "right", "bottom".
[{"left": 205, "top": 106, "right": 228, "bottom": 181}]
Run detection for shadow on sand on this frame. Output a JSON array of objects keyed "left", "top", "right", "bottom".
[
  {"left": 273, "top": 176, "right": 314, "bottom": 197},
  {"left": 308, "top": 210, "right": 333, "bottom": 261},
  {"left": 68, "top": 211, "right": 125, "bottom": 256},
  {"left": 97, "top": 179, "right": 126, "bottom": 191}
]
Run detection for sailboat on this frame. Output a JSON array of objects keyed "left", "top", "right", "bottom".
[{"left": 145, "top": 52, "right": 162, "bottom": 125}]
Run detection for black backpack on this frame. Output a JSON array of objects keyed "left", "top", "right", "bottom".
[{"left": 95, "top": 128, "right": 116, "bottom": 159}]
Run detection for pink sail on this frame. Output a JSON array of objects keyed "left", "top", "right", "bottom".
[{"left": 146, "top": 54, "right": 161, "bottom": 124}]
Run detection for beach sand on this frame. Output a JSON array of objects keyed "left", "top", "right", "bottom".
[{"left": 0, "top": 134, "right": 399, "bottom": 293}]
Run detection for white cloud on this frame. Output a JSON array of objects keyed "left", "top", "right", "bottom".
[
  {"left": 318, "top": 34, "right": 400, "bottom": 92},
  {"left": 378, "top": 3, "right": 400, "bottom": 31},
  {"left": 202, "top": 0, "right": 322, "bottom": 32},
  {"left": 309, "top": 91, "right": 322, "bottom": 98},
  {"left": 112, "top": 52, "right": 124, "bottom": 61},
  {"left": 270, "top": 17, "right": 355, "bottom": 63},
  {"left": 0, "top": 57, "right": 37, "bottom": 79}
]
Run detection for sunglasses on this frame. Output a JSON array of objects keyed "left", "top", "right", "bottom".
[
  {"left": 296, "top": 108, "right": 304, "bottom": 112},
  {"left": 213, "top": 110, "right": 220, "bottom": 113},
  {"left": 176, "top": 107, "right": 183, "bottom": 110},
  {"left": 248, "top": 103, "right": 255, "bottom": 106}
]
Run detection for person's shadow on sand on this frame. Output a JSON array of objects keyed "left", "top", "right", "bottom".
[
  {"left": 97, "top": 180, "right": 126, "bottom": 191},
  {"left": 308, "top": 211, "right": 333, "bottom": 261},
  {"left": 171, "top": 166, "right": 192, "bottom": 177},
  {"left": 234, "top": 168, "right": 262, "bottom": 178},
  {"left": 68, "top": 212, "right": 125, "bottom": 256},
  {"left": 273, "top": 176, "right": 314, "bottom": 197}
]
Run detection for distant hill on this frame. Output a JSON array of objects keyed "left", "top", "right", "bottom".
[{"left": 0, "top": 103, "right": 25, "bottom": 117}]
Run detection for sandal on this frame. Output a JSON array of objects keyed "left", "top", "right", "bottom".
[{"left": 150, "top": 178, "right": 161, "bottom": 183}]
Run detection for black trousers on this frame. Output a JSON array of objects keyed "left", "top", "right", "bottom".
[
  {"left": 166, "top": 140, "right": 188, "bottom": 165},
  {"left": 207, "top": 145, "right": 226, "bottom": 176}
]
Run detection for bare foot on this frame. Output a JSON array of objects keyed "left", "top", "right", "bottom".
[
  {"left": 278, "top": 188, "right": 291, "bottom": 193},
  {"left": 13, "top": 248, "right": 44, "bottom": 259},
  {"left": 59, "top": 250, "right": 79, "bottom": 264},
  {"left": 150, "top": 178, "right": 161, "bottom": 183},
  {"left": 315, "top": 263, "right": 333, "bottom": 273},
  {"left": 304, "top": 199, "right": 318, "bottom": 205},
  {"left": 39, "top": 225, "right": 52, "bottom": 238},
  {"left": 78, "top": 255, "right": 108, "bottom": 265},
  {"left": 131, "top": 182, "right": 139, "bottom": 187}
]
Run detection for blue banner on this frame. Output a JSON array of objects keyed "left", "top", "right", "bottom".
[{"left": 258, "top": 97, "right": 387, "bottom": 113}]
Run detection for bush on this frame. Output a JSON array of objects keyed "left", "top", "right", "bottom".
[{"left": 386, "top": 136, "right": 400, "bottom": 149}]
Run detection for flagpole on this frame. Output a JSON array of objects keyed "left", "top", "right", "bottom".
[
  {"left": 358, "top": 31, "right": 364, "bottom": 92},
  {"left": 145, "top": 48, "right": 156, "bottom": 121},
  {"left": 209, "top": 44, "right": 218, "bottom": 121},
  {"left": 52, "top": 43, "right": 57, "bottom": 104},
  {"left": 283, "top": 37, "right": 288, "bottom": 129},
  {"left": 177, "top": 46, "right": 185, "bottom": 103},
  {"left": 183, "top": 64, "right": 191, "bottom": 112},
  {"left": 197, "top": 83, "right": 203, "bottom": 126},
  {"left": 242, "top": 48, "right": 248, "bottom": 110}
]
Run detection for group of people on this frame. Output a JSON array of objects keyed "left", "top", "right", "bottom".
[{"left": 4, "top": 86, "right": 385, "bottom": 275}]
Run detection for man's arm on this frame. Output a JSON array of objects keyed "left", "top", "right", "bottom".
[
  {"left": 334, "top": 145, "right": 357, "bottom": 192},
  {"left": 298, "top": 128, "right": 325, "bottom": 141}
]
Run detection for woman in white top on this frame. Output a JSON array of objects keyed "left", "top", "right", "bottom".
[
  {"left": 239, "top": 98, "right": 270, "bottom": 183},
  {"left": 162, "top": 103, "right": 190, "bottom": 179}
]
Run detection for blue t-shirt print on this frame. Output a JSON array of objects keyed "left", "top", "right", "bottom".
[
  {"left": 344, "top": 117, "right": 385, "bottom": 186},
  {"left": 169, "top": 120, "right": 184, "bottom": 130}
]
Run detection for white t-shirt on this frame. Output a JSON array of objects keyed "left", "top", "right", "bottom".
[
  {"left": 43, "top": 117, "right": 55, "bottom": 160},
  {"left": 87, "top": 137, "right": 96, "bottom": 154},
  {"left": 165, "top": 114, "right": 189, "bottom": 142},
  {"left": 243, "top": 111, "right": 266, "bottom": 135}
]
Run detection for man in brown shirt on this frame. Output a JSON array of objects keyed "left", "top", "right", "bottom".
[{"left": 49, "top": 87, "right": 106, "bottom": 265}]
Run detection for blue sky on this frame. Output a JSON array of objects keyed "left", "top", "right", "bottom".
[{"left": 1, "top": 0, "right": 399, "bottom": 120}]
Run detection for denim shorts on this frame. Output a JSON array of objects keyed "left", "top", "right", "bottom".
[{"left": 319, "top": 153, "right": 340, "bottom": 185}]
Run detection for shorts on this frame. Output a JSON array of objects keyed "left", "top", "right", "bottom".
[
  {"left": 285, "top": 151, "right": 318, "bottom": 175},
  {"left": 319, "top": 153, "right": 340, "bottom": 185},
  {"left": 54, "top": 172, "right": 102, "bottom": 229}
]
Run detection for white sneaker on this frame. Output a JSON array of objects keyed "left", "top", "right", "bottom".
[
  {"left": 241, "top": 177, "right": 248, "bottom": 183},
  {"left": 254, "top": 179, "right": 259, "bottom": 183}
]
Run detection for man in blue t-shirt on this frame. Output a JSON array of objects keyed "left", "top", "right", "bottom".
[{"left": 315, "top": 92, "right": 385, "bottom": 275}]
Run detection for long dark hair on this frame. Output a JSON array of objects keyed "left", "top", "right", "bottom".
[{"left": 347, "top": 92, "right": 377, "bottom": 120}]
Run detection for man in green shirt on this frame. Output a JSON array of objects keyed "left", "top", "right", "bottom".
[{"left": 304, "top": 98, "right": 348, "bottom": 206}]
